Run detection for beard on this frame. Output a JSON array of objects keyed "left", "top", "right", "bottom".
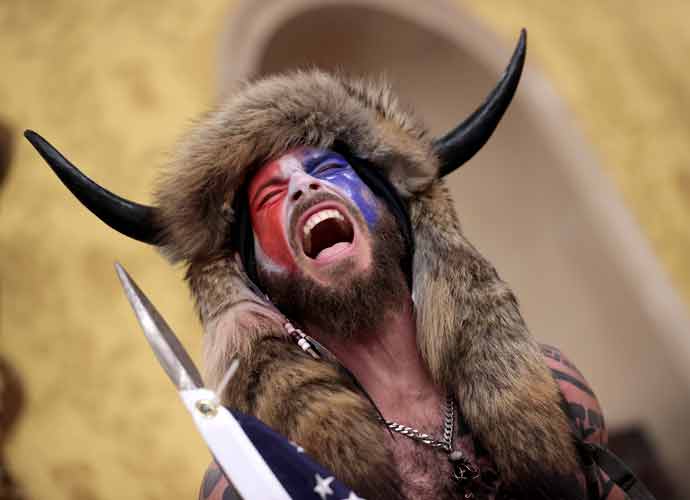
[{"left": 258, "top": 209, "right": 408, "bottom": 339}]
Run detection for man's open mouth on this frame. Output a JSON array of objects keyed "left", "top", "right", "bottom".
[{"left": 302, "top": 208, "right": 355, "bottom": 260}]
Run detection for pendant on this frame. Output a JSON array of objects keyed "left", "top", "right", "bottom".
[{"left": 448, "top": 450, "right": 481, "bottom": 499}]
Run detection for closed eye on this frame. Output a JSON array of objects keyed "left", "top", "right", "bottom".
[
  {"left": 315, "top": 162, "right": 343, "bottom": 176},
  {"left": 258, "top": 188, "right": 283, "bottom": 208}
]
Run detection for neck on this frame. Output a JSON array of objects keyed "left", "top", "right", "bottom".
[{"left": 307, "top": 296, "right": 445, "bottom": 424}]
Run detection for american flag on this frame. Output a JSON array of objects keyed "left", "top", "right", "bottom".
[{"left": 226, "top": 409, "right": 364, "bottom": 500}]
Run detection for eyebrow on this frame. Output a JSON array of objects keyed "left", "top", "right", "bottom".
[{"left": 303, "top": 151, "right": 346, "bottom": 173}]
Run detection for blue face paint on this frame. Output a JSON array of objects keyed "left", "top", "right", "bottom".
[{"left": 301, "top": 149, "right": 380, "bottom": 229}]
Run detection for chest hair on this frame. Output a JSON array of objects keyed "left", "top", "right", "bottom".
[
  {"left": 385, "top": 431, "right": 502, "bottom": 500},
  {"left": 385, "top": 433, "right": 463, "bottom": 500}
]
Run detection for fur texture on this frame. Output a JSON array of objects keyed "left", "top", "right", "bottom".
[{"left": 154, "top": 70, "right": 580, "bottom": 496}]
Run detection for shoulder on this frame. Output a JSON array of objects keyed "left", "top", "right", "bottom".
[{"left": 540, "top": 344, "right": 608, "bottom": 446}]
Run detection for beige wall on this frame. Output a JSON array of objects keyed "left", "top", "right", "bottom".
[
  {"left": 467, "top": 0, "right": 690, "bottom": 307},
  {"left": 2, "top": 1, "right": 689, "bottom": 499},
  {"left": 1, "top": 3, "right": 227, "bottom": 499}
]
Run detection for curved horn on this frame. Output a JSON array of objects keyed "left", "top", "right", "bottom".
[
  {"left": 24, "top": 130, "right": 161, "bottom": 245},
  {"left": 434, "top": 29, "right": 527, "bottom": 177}
]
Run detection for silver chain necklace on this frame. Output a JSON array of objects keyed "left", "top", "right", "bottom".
[
  {"left": 284, "top": 323, "right": 482, "bottom": 495},
  {"left": 380, "top": 394, "right": 481, "bottom": 498}
]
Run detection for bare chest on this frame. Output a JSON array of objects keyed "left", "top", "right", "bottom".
[{"left": 385, "top": 432, "right": 501, "bottom": 500}]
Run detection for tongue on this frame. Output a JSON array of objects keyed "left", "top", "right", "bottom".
[{"left": 315, "top": 241, "right": 351, "bottom": 260}]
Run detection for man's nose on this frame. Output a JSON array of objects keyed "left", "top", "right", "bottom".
[{"left": 288, "top": 171, "right": 321, "bottom": 202}]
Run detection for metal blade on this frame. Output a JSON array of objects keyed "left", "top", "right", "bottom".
[{"left": 115, "top": 262, "right": 204, "bottom": 391}]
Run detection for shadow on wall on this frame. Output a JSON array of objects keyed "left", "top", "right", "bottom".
[
  {"left": 0, "top": 121, "right": 29, "bottom": 500},
  {"left": 219, "top": 2, "right": 690, "bottom": 497},
  {"left": 0, "top": 121, "right": 12, "bottom": 188}
]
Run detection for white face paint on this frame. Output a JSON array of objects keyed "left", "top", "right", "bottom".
[{"left": 252, "top": 239, "right": 284, "bottom": 275}]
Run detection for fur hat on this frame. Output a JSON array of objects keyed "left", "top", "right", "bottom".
[{"left": 26, "top": 30, "right": 581, "bottom": 496}]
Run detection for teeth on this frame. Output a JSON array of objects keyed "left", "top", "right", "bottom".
[{"left": 303, "top": 209, "right": 344, "bottom": 237}]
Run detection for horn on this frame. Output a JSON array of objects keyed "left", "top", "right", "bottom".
[
  {"left": 24, "top": 130, "right": 161, "bottom": 245},
  {"left": 434, "top": 29, "right": 527, "bottom": 177}
]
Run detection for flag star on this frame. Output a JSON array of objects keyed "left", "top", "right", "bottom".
[
  {"left": 313, "top": 474, "right": 335, "bottom": 499},
  {"left": 290, "top": 440, "right": 305, "bottom": 453},
  {"left": 342, "top": 492, "right": 365, "bottom": 500}
]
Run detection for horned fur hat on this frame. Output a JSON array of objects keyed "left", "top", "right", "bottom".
[{"left": 26, "top": 30, "right": 582, "bottom": 494}]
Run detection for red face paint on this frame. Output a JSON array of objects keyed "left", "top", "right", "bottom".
[{"left": 247, "top": 156, "right": 296, "bottom": 273}]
